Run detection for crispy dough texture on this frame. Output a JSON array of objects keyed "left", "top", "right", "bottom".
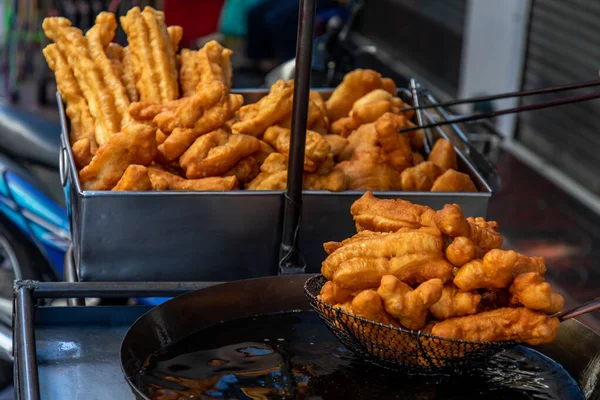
[
  {"left": 263, "top": 126, "right": 330, "bottom": 172},
  {"left": 321, "top": 227, "right": 443, "bottom": 281},
  {"left": 326, "top": 69, "right": 395, "bottom": 121},
  {"left": 430, "top": 284, "right": 481, "bottom": 320},
  {"left": 350, "top": 191, "right": 436, "bottom": 232},
  {"left": 79, "top": 122, "right": 157, "bottom": 190},
  {"left": 509, "top": 272, "right": 564, "bottom": 314},
  {"left": 148, "top": 166, "right": 238, "bottom": 191},
  {"left": 183, "top": 134, "right": 260, "bottom": 179},
  {"left": 232, "top": 80, "right": 294, "bottom": 136},
  {"left": 400, "top": 161, "right": 443, "bottom": 191},
  {"left": 431, "top": 169, "right": 477, "bottom": 192},
  {"left": 431, "top": 308, "right": 560, "bottom": 345},
  {"left": 112, "top": 165, "right": 152, "bottom": 191},
  {"left": 454, "top": 249, "right": 546, "bottom": 291},
  {"left": 43, "top": 17, "right": 120, "bottom": 146},
  {"left": 43, "top": 44, "right": 97, "bottom": 152},
  {"left": 377, "top": 275, "right": 443, "bottom": 330},
  {"left": 120, "top": 7, "right": 178, "bottom": 103},
  {"left": 428, "top": 138, "right": 457, "bottom": 170},
  {"left": 434, "top": 204, "right": 503, "bottom": 252}
]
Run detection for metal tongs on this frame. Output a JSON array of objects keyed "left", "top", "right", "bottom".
[{"left": 407, "top": 77, "right": 600, "bottom": 193}]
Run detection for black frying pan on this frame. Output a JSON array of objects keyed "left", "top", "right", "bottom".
[{"left": 121, "top": 275, "right": 600, "bottom": 399}]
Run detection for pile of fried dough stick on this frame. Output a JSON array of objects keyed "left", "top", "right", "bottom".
[
  {"left": 319, "top": 192, "right": 563, "bottom": 346},
  {"left": 44, "top": 6, "right": 480, "bottom": 193}
]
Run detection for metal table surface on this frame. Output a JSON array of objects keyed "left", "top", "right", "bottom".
[{"left": 33, "top": 305, "right": 152, "bottom": 400}]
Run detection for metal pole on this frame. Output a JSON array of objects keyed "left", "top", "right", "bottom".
[
  {"left": 29, "top": 281, "right": 221, "bottom": 298},
  {"left": 63, "top": 245, "right": 84, "bottom": 306},
  {"left": 279, "top": 0, "right": 317, "bottom": 275},
  {"left": 16, "top": 287, "right": 40, "bottom": 400}
]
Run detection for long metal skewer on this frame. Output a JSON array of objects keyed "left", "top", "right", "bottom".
[
  {"left": 557, "top": 297, "right": 600, "bottom": 321},
  {"left": 397, "top": 91, "right": 600, "bottom": 134},
  {"left": 398, "top": 78, "right": 600, "bottom": 113}
]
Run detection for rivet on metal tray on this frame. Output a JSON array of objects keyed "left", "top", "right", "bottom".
[{"left": 59, "top": 146, "right": 68, "bottom": 188}]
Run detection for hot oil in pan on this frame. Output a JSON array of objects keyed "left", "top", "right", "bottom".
[{"left": 137, "top": 311, "right": 583, "bottom": 400}]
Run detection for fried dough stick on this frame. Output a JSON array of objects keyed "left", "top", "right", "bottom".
[
  {"left": 509, "top": 272, "right": 564, "bottom": 314},
  {"left": 321, "top": 227, "right": 443, "bottom": 280},
  {"left": 197, "top": 40, "right": 233, "bottom": 88},
  {"left": 148, "top": 166, "right": 238, "bottom": 191},
  {"left": 428, "top": 139, "right": 457, "bottom": 170},
  {"left": 434, "top": 204, "right": 503, "bottom": 252},
  {"left": 121, "top": 46, "right": 139, "bottom": 102},
  {"left": 377, "top": 275, "right": 443, "bottom": 330},
  {"left": 318, "top": 281, "right": 353, "bottom": 305},
  {"left": 431, "top": 169, "right": 477, "bottom": 192},
  {"left": 400, "top": 161, "right": 443, "bottom": 191},
  {"left": 112, "top": 165, "right": 152, "bottom": 191},
  {"left": 42, "top": 44, "right": 97, "bottom": 156},
  {"left": 335, "top": 151, "right": 403, "bottom": 191},
  {"left": 375, "top": 113, "right": 414, "bottom": 173},
  {"left": 351, "top": 289, "right": 398, "bottom": 327},
  {"left": 430, "top": 284, "right": 481, "bottom": 320},
  {"left": 263, "top": 126, "right": 330, "bottom": 172},
  {"left": 121, "top": 7, "right": 178, "bottom": 103},
  {"left": 445, "top": 236, "right": 483, "bottom": 267},
  {"left": 454, "top": 249, "right": 546, "bottom": 291},
  {"left": 79, "top": 123, "right": 157, "bottom": 190},
  {"left": 179, "top": 128, "right": 230, "bottom": 170},
  {"left": 154, "top": 81, "right": 243, "bottom": 161},
  {"left": 232, "top": 80, "right": 294, "bottom": 136},
  {"left": 331, "top": 254, "right": 452, "bottom": 291},
  {"left": 350, "top": 191, "right": 436, "bottom": 232},
  {"left": 86, "top": 12, "right": 130, "bottom": 125},
  {"left": 183, "top": 134, "right": 260, "bottom": 179},
  {"left": 224, "top": 156, "right": 260, "bottom": 184},
  {"left": 43, "top": 17, "right": 119, "bottom": 146},
  {"left": 326, "top": 69, "right": 395, "bottom": 121},
  {"left": 179, "top": 49, "right": 200, "bottom": 97},
  {"left": 431, "top": 307, "right": 560, "bottom": 345}
]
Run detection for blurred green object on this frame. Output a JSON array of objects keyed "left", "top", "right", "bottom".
[{"left": 218, "top": 0, "right": 267, "bottom": 37}]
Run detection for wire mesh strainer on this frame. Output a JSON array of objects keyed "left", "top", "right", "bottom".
[{"left": 304, "top": 275, "right": 516, "bottom": 375}]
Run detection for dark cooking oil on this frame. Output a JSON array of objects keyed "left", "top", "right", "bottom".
[{"left": 137, "top": 311, "right": 584, "bottom": 400}]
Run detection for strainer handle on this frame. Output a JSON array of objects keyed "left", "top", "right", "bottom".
[{"left": 557, "top": 297, "right": 600, "bottom": 321}]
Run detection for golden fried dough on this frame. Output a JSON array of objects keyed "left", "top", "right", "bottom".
[
  {"left": 179, "top": 128, "right": 230, "bottom": 170},
  {"left": 79, "top": 122, "right": 157, "bottom": 190},
  {"left": 509, "top": 273, "right": 564, "bottom": 314},
  {"left": 183, "top": 134, "right": 260, "bottom": 179},
  {"left": 167, "top": 25, "right": 183, "bottom": 51},
  {"left": 43, "top": 44, "right": 97, "bottom": 152},
  {"left": 263, "top": 126, "right": 330, "bottom": 172},
  {"left": 454, "top": 249, "right": 546, "bottom": 291},
  {"left": 71, "top": 138, "right": 94, "bottom": 168},
  {"left": 155, "top": 81, "right": 243, "bottom": 160},
  {"left": 430, "top": 284, "right": 481, "bottom": 320},
  {"left": 112, "top": 165, "right": 152, "bottom": 191},
  {"left": 232, "top": 80, "right": 294, "bottom": 136},
  {"left": 445, "top": 236, "right": 483, "bottom": 267},
  {"left": 351, "top": 289, "right": 398, "bottom": 327},
  {"left": 431, "top": 308, "right": 560, "bottom": 345},
  {"left": 375, "top": 113, "right": 413, "bottom": 173},
  {"left": 148, "top": 166, "right": 238, "bottom": 191},
  {"left": 326, "top": 69, "right": 394, "bottom": 121},
  {"left": 350, "top": 191, "right": 436, "bottom": 232},
  {"left": 224, "top": 156, "right": 260, "bottom": 184},
  {"left": 120, "top": 7, "right": 178, "bottom": 103},
  {"left": 431, "top": 169, "right": 477, "bottom": 192},
  {"left": 338, "top": 122, "right": 379, "bottom": 161},
  {"left": 253, "top": 140, "right": 276, "bottom": 165},
  {"left": 197, "top": 40, "right": 233, "bottom": 88},
  {"left": 413, "top": 152, "right": 424, "bottom": 165},
  {"left": 428, "top": 139, "right": 457, "bottom": 170},
  {"left": 121, "top": 46, "right": 139, "bottom": 102},
  {"left": 377, "top": 275, "right": 443, "bottom": 330},
  {"left": 434, "top": 204, "right": 503, "bottom": 252},
  {"left": 303, "top": 155, "right": 348, "bottom": 191},
  {"left": 323, "top": 230, "right": 388, "bottom": 255},
  {"left": 86, "top": 12, "right": 130, "bottom": 124},
  {"left": 400, "top": 161, "right": 443, "bottom": 191},
  {"left": 321, "top": 227, "right": 443, "bottom": 280},
  {"left": 179, "top": 49, "right": 200, "bottom": 97},
  {"left": 323, "top": 135, "right": 349, "bottom": 158},
  {"left": 43, "top": 17, "right": 120, "bottom": 146},
  {"left": 389, "top": 255, "right": 453, "bottom": 285},
  {"left": 335, "top": 152, "right": 402, "bottom": 191},
  {"left": 319, "top": 281, "right": 353, "bottom": 306}
]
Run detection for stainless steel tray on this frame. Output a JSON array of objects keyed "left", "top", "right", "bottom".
[{"left": 59, "top": 89, "right": 492, "bottom": 281}]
